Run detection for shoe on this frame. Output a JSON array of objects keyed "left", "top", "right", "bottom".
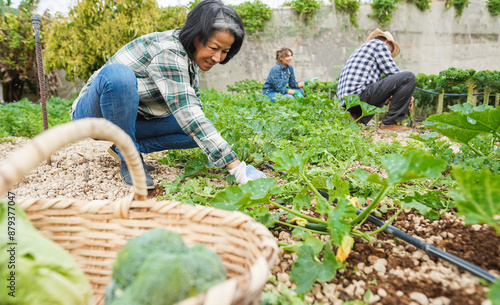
[
  {"left": 108, "top": 145, "right": 156, "bottom": 173},
  {"left": 119, "top": 161, "right": 155, "bottom": 189},
  {"left": 379, "top": 123, "right": 411, "bottom": 133}
]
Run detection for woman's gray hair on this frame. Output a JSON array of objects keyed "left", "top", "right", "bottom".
[
  {"left": 213, "top": 10, "right": 244, "bottom": 38},
  {"left": 179, "top": 0, "right": 245, "bottom": 64}
]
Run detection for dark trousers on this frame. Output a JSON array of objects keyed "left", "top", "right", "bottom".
[{"left": 348, "top": 71, "right": 416, "bottom": 125}]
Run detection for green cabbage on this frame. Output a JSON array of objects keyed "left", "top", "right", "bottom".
[{"left": 0, "top": 199, "right": 93, "bottom": 305}]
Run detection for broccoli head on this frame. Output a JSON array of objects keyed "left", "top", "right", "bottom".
[
  {"left": 106, "top": 229, "right": 227, "bottom": 305},
  {"left": 112, "top": 229, "right": 188, "bottom": 289}
]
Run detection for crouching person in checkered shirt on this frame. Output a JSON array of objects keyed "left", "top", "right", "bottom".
[
  {"left": 336, "top": 28, "right": 416, "bottom": 132},
  {"left": 69, "top": 0, "right": 267, "bottom": 189}
]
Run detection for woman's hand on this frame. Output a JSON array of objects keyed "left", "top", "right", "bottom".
[{"left": 228, "top": 161, "right": 267, "bottom": 185}]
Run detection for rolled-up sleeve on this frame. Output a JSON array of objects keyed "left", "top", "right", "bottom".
[{"left": 147, "top": 49, "right": 238, "bottom": 168}]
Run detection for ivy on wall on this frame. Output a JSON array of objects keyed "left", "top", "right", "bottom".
[
  {"left": 487, "top": 0, "right": 500, "bottom": 15},
  {"left": 406, "top": 0, "right": 431, "bottom": 11},
  {"left": 445, "top": 0, "right": 471, "bottom": 17},
  {"left": 232, "top": 0, "right": 273, "bottom": 35},
  {"left": 368, "top": 0, "right": 401, "bottom": 25},
  {"left": 285, "top": 0, "right": 322, "bottom": 25},
  {"left": 332, "top": 0, "right": 360, "bottom": 27}
]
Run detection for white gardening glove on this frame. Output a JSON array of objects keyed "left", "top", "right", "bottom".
[{"left": 228, "top": 161, "right": 267, "bottom": 185}]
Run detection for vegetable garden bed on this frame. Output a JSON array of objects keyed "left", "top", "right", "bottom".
[
  {"left": 1, "top": 89, "right": 499, "bottom": 304},
  {"left": 1, "top": 134, "right": 498, "bottom": 304}
]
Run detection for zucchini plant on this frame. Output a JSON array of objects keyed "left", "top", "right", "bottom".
[
  {"left": 208, "top": 148, "right": 446, "bottom": 293},
  {"left": 424, "top": 104, "right": 500, "bottom": 162}
]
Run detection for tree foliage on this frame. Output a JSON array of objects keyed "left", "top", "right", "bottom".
[
  {"left": 0, "top": 0, "right": 41, "bottom": 102},
  {"left": 43, "top": 0, "right": 187, "bottom": 83}
]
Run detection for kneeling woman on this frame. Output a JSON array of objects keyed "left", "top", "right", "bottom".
[
  {"left": 262, "top": 47, "right": 316, "bottom": 102},
  {"left": 70, "top": 0, "right": 266, "bottom": 188}
]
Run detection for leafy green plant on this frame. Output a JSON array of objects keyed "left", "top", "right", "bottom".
[
  {"left": 487, "top": 0, "right": 500, "bottom": 15},
  {"left": 0, "top": 97, "right": 72, "bottom": 137},
  {"left": 227, "top": 79, "right": 264, "bottom": 94},
  {"left": 44, "top": 0, "right": 186, "bottom": 83},
  {"left": 473, "top": 70, "right": 500, "bottom": 106},
  {"left": 232, "top": 0, "right": 273, "bottom": 35},
  {"left": 260, "top": 281, "right": 306, "bottom": 304},
  {"left": 414, "top": 73, "right": 439, "bottom": 116},
  {"left": 436, "top": 67, "right": 476, "bottom": 111},
  {"left": 369, "top": 0, "right": 400, "bottom": 25},
  {"left": 332, "top": 0, "right": 360, "bottom": 27},
  {"left": 208, "top": 148, "right": 446, "bottom": 293},
  {"left": 304, "top": 80, "right": 338, "bottom": 97},
  {"left": 424, "top": 104, "right": 500, "bottom": 158},
  {"left": 344, "top": 94, "right": 387, "bottom": 123},
  {"left": 451, "top": 167, "right": 500, "bottom": 235},
  {"left": 285, "top": 0, "right": 322, "bottom": 25},
  {"left": 445, "top": 0, "right": 470, "bottom": 17}
]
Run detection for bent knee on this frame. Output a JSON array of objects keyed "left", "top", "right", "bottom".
[
  {"left": 100, "top": 64, "right": 137, "bottom": 86},
  {"left": 401, "top": 71, "right": 416, "bottom": 84}
]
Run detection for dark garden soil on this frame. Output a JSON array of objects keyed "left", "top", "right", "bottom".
[
  {"left": 345, "top": 212, "right": 498, "bottom": 304},
  {"left": 268, "top": 209, "right": 499, "bottom": 304}
]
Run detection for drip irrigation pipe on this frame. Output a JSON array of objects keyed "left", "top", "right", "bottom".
[
  {"left": 415, "top": 86, "right": 484, "bottom": 97},
  {"left": 262, "top": 161, "right": 499, "bottom": 283}
]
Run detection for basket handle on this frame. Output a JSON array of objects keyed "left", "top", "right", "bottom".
[{"left": 0, "top": 118, "right": 147, "bottom": 200}]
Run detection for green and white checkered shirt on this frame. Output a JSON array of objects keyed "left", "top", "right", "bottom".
[{"left": 70, "top": 29, "right": 238, "bottom": 168}]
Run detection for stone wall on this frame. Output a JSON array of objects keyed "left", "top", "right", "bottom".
[{"left": 199, "top": 0, "right": 500, "bottom": 92}]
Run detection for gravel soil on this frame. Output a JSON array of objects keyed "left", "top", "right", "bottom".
[{"left": 1, "top": 129, "right": 498, "bottom": 305}]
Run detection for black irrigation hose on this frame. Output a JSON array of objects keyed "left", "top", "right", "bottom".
[
  {"left": 415, "top": 86, "right": 484, "bottom": 97},
  {"left": 262, "top": 162, "right": 499, "bottom": 283}
]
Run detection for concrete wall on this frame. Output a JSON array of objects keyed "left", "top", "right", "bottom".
[{"left": 199, "top": 0, "right": 500, "bottom": 92}]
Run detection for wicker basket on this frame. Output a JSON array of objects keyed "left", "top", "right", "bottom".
[{"left": 0, "top": 118, "right": 279, "bottom": 305}]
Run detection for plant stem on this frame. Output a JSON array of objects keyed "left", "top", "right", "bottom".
[
  {"left": 350, "top": 185, "right": 390, "bottom": 225},
  {"left": 368, "top": 207, "right": 403, "bottom": 236},
  {"left": 299, "top": 172, "right": 332, "bottom": 206},
  {"left": 491, "top": 223, "right": 500, "bottom": 236},
  {"left": 466, "top": 142, "right": 484, "bottom": 156},
  {"left": 270, "top": 201, "right": 328, "bottom": 225},
  {"left": 195, "top": 193, "right": 215, "bottom": 198},
  {"left": 275, "top": 220, "right": 329, "bottom": 235}
]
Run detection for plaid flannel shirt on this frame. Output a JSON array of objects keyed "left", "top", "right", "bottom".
[
  {"left": 337, "top": 39, "right": 400, "bottom": 103},
  {"left": 262, "top": 64, "right": 299, "bottom": 95},
  {"left": 70, "top": 29, "right": 238, "bottom": 168}
]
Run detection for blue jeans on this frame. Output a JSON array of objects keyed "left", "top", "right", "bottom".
[
  {"left": 263, "top": 88, "right": 304, "bottom": 102},
  {"left": 73, "top": 64, "right": 198, "bottom": 160}
]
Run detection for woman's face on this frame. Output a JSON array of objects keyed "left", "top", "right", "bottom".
[
  {"left": 280, "top": 51, "right": 293, "bottom": 67},
  {"left": 192, "top": 31, "right": 235, "bottom": 71}
]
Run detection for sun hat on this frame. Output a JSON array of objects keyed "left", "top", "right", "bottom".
[{"left": 366, "top": 28, "right": 400, "bottom": 58}]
